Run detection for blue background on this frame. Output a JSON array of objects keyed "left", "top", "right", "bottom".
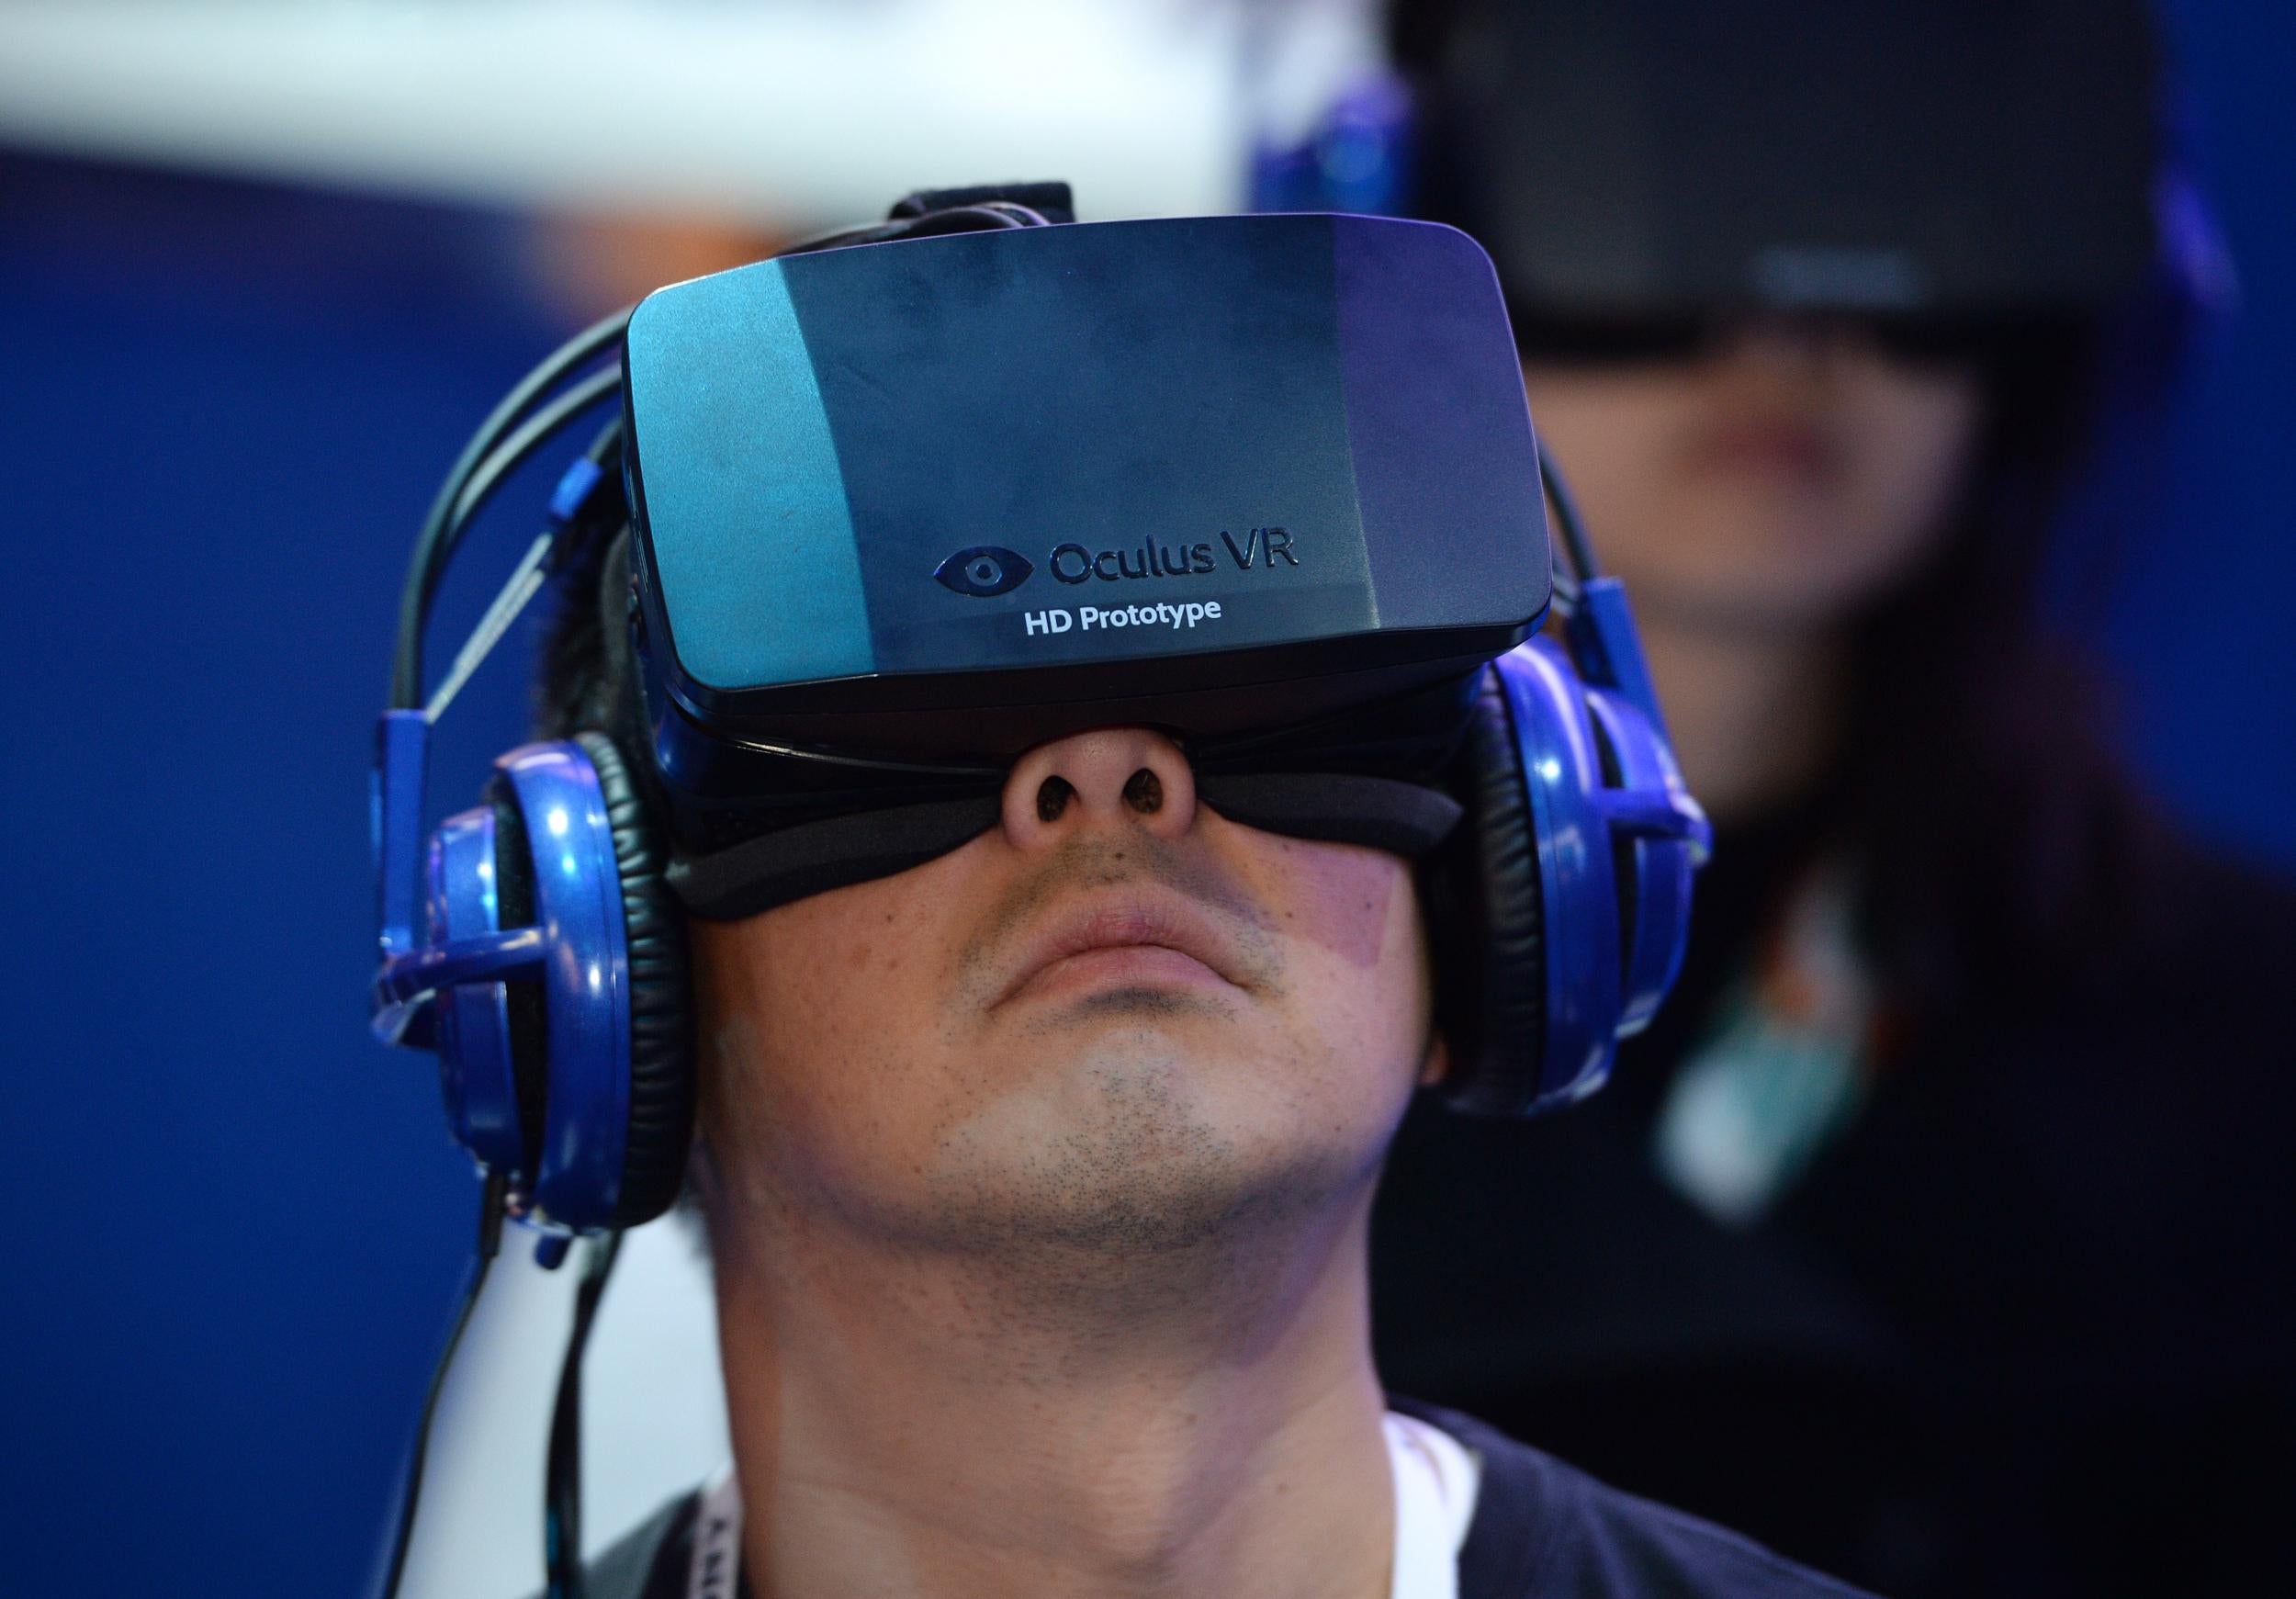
[{"left": 0, "top": 5, "right": 2287, "bottom": 1592}]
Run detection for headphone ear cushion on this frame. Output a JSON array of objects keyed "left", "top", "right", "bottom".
[
  {"left": 1428, "top": 664, "right": 1548, "bottom": 1115},
  {"left": 487, "top": 787, "right": 550, "bottom": 1180},
  {"left": 574, "top": 731, "right": 696, "bottom": 1227}
]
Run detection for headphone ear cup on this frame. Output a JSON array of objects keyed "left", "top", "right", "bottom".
[
  {"left": 1427, "top": 663, "right": 1549, "bottom": 1115},
  {"left": 572, "top": 732, "right": 696, "bottom": 1229},
  {"left": 1435, "top": 635, "right": 1706, "bottom": 1117},
  {"left": 1583, "top": 691, "right": 1702, "bottom": 1036}
]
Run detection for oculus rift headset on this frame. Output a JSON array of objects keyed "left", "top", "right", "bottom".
[
  {"left": 1256, "top": 0, "right": 2180, "bottom": 327},
  {"left": 369, "top": 189, "right": 1710, "bottom": 1242}
]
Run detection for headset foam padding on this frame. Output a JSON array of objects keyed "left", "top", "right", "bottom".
[
  {"left": 573, "top": 732, "right": 696, "bottom": 1227},
  {"left": 483, "top": 784, "right": 550, "bottom": 1183},
  {"left": 1427, "top": 662, "right": 1548, "bottom": 1115}
]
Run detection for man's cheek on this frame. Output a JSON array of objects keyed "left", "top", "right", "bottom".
[{"left": 1253, "top": 838, "right": 1410, "bottom": 974}]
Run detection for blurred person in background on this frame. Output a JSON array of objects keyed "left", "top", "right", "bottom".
[{"left": 1363, "top": 2, "right": 2296, "bottom": 1594}]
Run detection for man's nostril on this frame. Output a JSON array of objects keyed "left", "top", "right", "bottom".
[
  {"left": 1123, "top": 768, "right": 1164, "bottom": 816},
  {"left": 1036, "top": 775, "right": 1075, "bottom": 823}
]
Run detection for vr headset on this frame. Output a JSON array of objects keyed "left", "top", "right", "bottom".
[
  {"left": 623, "top": 206, "right": 1555, "bottom": 909},
  {"left": 1258, "top": 0, "right": 2190, "bottom": 336},
  {"left": 370, "top": 193, "right": 1707, "bottom": 1245}
]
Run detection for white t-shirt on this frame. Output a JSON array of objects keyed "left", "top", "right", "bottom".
[{"left": 1385, "top": 1409, "right": 1484, "bottom": 1599}]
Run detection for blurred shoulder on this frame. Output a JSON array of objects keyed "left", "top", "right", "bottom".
[{"left": 1404, "top": 1402, "right": 1876, "bottom": 1599}]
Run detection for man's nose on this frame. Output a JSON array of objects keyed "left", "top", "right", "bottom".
[{"left": 999, "top": 727, "right": 1199, "bottom": 850}]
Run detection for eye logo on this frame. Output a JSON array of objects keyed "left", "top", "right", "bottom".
[{"left": 934, "top": 546, "right": 1034, "bottom": 598}]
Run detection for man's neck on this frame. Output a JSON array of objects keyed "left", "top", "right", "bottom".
[
  {"left": 1638, "top": 614, "right": 1845, "bottom": 826},
  {"left": 708, "top": 1188, "right": 1396, "bottom": 1599}
]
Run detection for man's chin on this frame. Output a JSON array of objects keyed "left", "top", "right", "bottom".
[{"left": 933, "top": 1048, "right": 1379, "bottom": 1258}]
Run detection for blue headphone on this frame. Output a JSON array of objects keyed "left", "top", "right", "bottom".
[{"left": 370, "top": 225, "right": 1709, "bottom": 1242}]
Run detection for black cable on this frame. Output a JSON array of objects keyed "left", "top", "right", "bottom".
[
  {"left": 545, "top": 1231, "right": 625, "bottom": 1599},
  {"left": 376, "top": 1169, "right": 510, "bottom": 1599},
  {"left": 1536, "top": 451, "right": 1600, "bottom": 595},
  {"left": 400, "top": 361, "right": 628, "bottom": 707},
  {"left": 447, "top": 366, "right": 625, "bottom": 541},
  {"left": 422, "top": 363, "right": 627, "bottom": 609},
  {"left": 393, "top": 307, "right": 633, "bottom": 708}
]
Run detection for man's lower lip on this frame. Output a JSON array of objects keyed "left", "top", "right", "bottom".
[{"left": 1007, "top": 945, "right": 1228, "bottom": 1002}]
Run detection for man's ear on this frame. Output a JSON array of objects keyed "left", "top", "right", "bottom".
[{"left": 1417, "top": 1030, "right": 1452, "bottom": 1089}]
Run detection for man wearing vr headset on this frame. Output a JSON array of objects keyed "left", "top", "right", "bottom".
[{"left": 370, "top": 192, "right": 1865, "bottom": 1597}]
